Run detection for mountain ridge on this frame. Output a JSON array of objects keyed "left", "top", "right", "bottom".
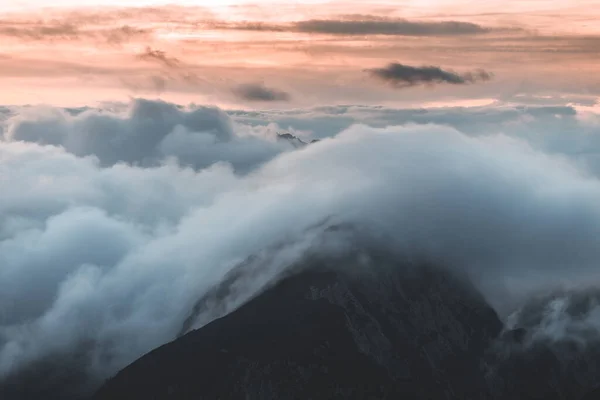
[{"left": 94, "top": 254, "right": 503, "bottom": 400}]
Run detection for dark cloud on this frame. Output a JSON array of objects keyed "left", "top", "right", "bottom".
[
  {"left": 367, "top": 63, "right": 493, "bottom": 87},
  {"left": 136, "top": 47, "right": 181, "bottom": 68},
  {"left": 215, "top": 16, "right": 497, "bottom": 36},
  {"left": 294, "top": 17, "right": 490, "bottom": 36},
  {"left": 233, "top": 83, "right": 291, "bottom": 102}
]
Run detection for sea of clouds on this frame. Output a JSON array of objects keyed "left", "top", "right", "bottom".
[{"left": 1, "top": 98, "right": 600, "bottom": 393}]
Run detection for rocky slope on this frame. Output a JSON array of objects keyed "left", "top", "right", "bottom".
[
  {"left": 5, "top": 247, "right": 600, "bottom": 399},
  {"left": 94, "top": 253, "right": 504, "bottom": 400}
]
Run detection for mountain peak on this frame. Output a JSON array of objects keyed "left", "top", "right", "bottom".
[{"left": 94, "top": 257, "right": 502, "bottom": 400}]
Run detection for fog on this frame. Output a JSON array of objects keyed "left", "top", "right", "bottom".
[{"left": 1, "top": 98, "right": 600, "bottom": 393}]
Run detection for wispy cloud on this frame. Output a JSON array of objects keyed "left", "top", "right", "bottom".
[
  {"left": 0, "top": 20, "right": 150, "bottom": 44},
  {"left": 131, "top": 47, "right": 207, "bottom": 95},
  {"left": 212, "top": 16, "right": 507, "bottom": 36},
  {"left": 367, "top": 63, "right": 494, "bottom": 87},
  {"left": 294, "top": 17, "right": 491, "bottom": 36},
  {"left": 136, "top": 47, "right": 181, "bottom": 68},
  {"left": 233, "top": 83, "right": 291, "bottom": 102},
  {"left": 0, "top": 22, "right": 80, "bottom": 40}
]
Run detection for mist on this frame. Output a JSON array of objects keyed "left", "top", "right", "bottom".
[{"left": 2, "top": 98, "right": 600, "bottom": 393}]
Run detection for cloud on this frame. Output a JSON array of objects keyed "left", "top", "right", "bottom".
[
  {"left": 0, "top": 22, "right": 80, "bottom": 40},
  {"left": 3, "top": 98, "right": 295, "bottom": 173},
  {"left": 120, "top": 75, "right": 169, "bottom": 95},
  {"left": 136, "top": 47, "right": 181, "bottom": 68},
  {"left": 103, "top": 25, "right": 150, "bottom": 44},
  {"left": 2, "top": 99, "right": 600, "bottom": 397},
  {"left": 294, "top": 17, "right": 490, "bottom": 36},
  {"left": 233, "top": 83, "right": 291, "bottom": 102},
  {"left": 0, "top": 6, "right": 211, "bottom": 44},
  {"left": 132, "top": 48, "right": 206, "bottom": 91},
  {"left": 215, "top": 16, "right": 499, "bottom": 36},
  {"left": 366, "top": 63, "right": 493, "bottom": 87},
  {"left": 0, "top": 20, "right": 150, "bottom": 44},
  {"left": 229, "top": 103, "right": 600, "bottom": 176}
]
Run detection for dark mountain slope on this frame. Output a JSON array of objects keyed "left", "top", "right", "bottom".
[
  {"left": 485, "top": 289, "right": 600, "bottom": 400},
  {"left": 0, "top": 352, "right": 91, "bottom": 400},
  {"left": 582, "top": 387, "right": 600, "bottom": 400},
  {"left": 94, "top": 256, "right": 503, "bottom": 400},
  {"left": 6, "top": 247, "right": 600, "bottom": 400}
]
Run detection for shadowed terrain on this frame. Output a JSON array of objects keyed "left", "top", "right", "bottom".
[{"left": 94, "top": 251, "right": 503, "bottom": 400}]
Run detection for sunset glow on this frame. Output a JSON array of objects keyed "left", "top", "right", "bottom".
[{"left": 0, "top": 0, "right": 597, "bottom": 108}]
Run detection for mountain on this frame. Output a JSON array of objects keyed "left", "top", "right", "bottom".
[
  {"left": 582, "top": 387, "right": 600, "bottom": 400},
  {"left": 0, "top": 353, "right": 91, "bottom": 400},
  {"left": 94, "top": 252, "right": 504, "bottom": 400},
  {"left": 4, "top": 247, "right": 600, "bottom": 399},
  {"left": 485, "top": 289, "right": 600, "bottom": 400},
  {"left": 276, "top": 132, "right": 308, "bottom": 148}
]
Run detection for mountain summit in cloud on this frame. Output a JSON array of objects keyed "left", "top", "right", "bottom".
[
  {"left": 93, "top": 254, "right": 504, "bottom": 400},
  {"left": 2, "top": 98, "right": 600, "bottom": 399},
  {"left": 1, "top": 0, "right": 600, "bottom": 397},
  {"left": 94, "top": 248, "right": 600, "bottom": 400}
]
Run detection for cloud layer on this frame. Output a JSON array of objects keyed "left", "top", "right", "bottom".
[{"left": 2, "top": 99, "right": 600, "bottom": 396}]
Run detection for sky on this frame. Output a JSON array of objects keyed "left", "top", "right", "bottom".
[
  {"left": 3, "top": 1, "right": 600, "bottom": 396},
  {"left": 0, "top": 0, "right": 599, "bottom": 108}
]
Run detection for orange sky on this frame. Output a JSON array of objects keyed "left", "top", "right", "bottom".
[{"left": 0, "top": 0, "right": 599, "bottom": 108}]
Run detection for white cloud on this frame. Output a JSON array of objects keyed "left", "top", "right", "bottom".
[{"left": 2, "top": 99, "right": 600, "bottom": 395}]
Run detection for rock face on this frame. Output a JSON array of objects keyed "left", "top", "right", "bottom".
[
  {"left": 276, "top": 132, "right": 307, "bottom": 148},
  {"left": 5, "top": 245, "right": 600, "bottom": 400},
  {"left": 0, "top": 354, "right": 91, "bottom": 400},
  {"left": 581, "top": 387, "right": 600, "bottom": 400},
  {"left": 94, "top": 256, "right": 504, "bottom": 400},
  {"left": 5, "top": 247, "right": 600, "bottom": 400},
  {"left": 485, "top": 290, "right": 600, "bottom": 400}
]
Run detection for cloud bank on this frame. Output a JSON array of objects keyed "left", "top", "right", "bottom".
[
  {"left": 1, "top": 99, "right": 600, "bottom": 396},
  {"left": 3, "top": 98, "right": 294, "bottom": 173}
]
